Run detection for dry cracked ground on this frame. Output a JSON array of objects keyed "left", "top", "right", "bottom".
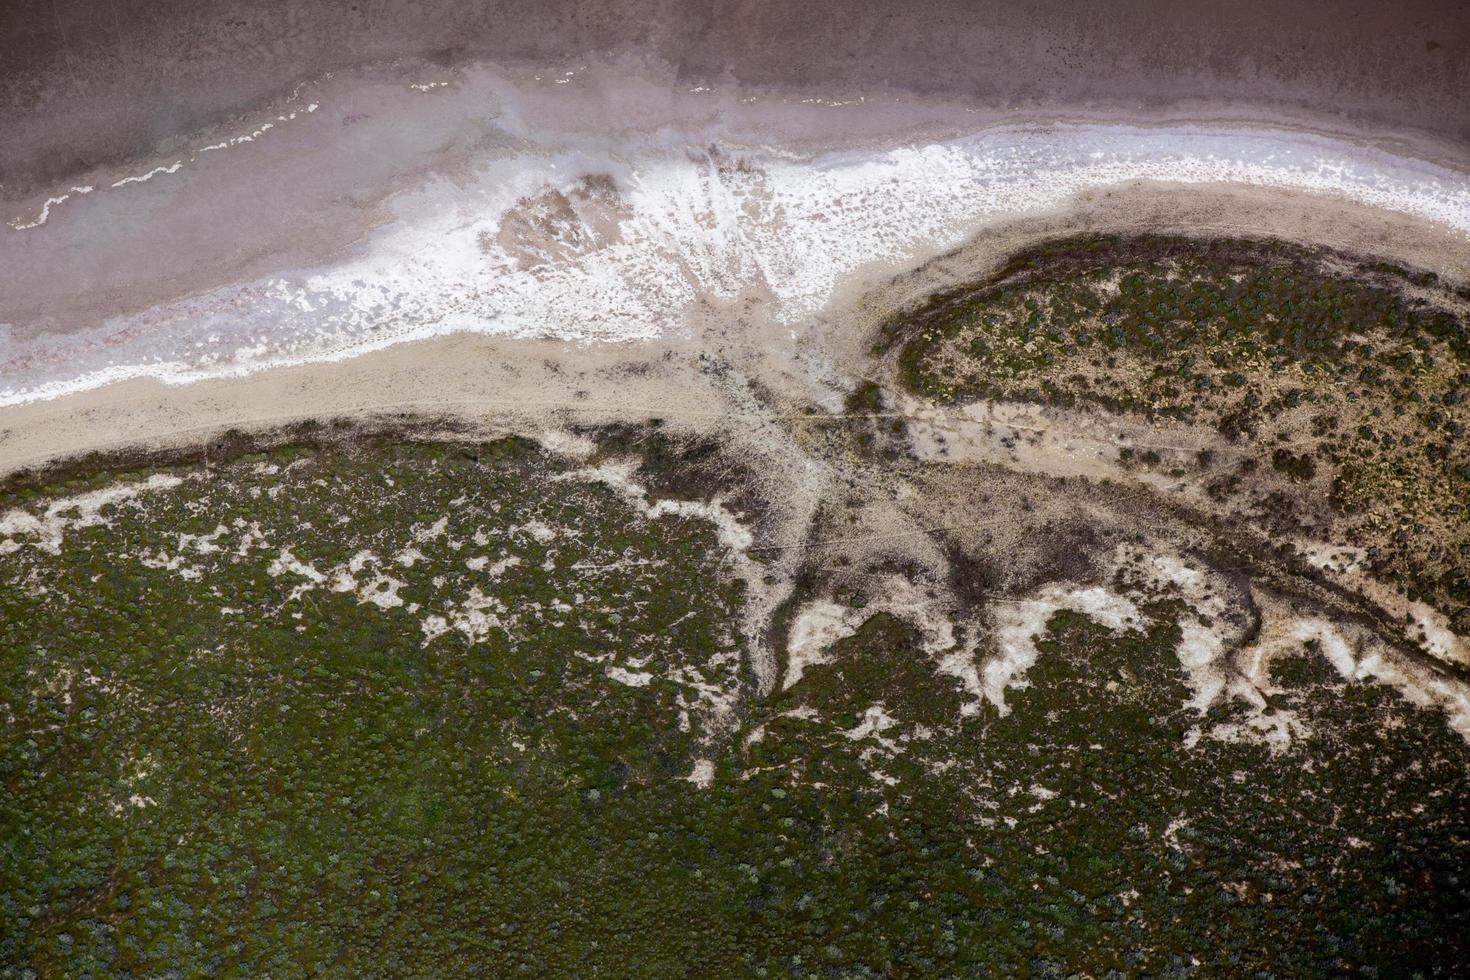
[{"left": 3, "top": 232, "right": 1470, "bottom": 976}]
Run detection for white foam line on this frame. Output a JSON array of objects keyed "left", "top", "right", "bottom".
[
  {"left": 3, "top": 122, "right": 1467, "bottom": 407},
  {"left": 197, "top": 103, "right": 319, "bottom": 154},
  {"left": 110, "top": 162, "right": 183, "bottom": 188},
  {"left": 7, "top": 102, "right": 320, "bottom": 231},
  {"left": 7, "top": 185, "right": 94, "bottom": 230}
]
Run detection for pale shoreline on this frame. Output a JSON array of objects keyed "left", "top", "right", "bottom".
[
  {"left": 3, "top": 62, "right": 1469, "bottom": 427},
  {"left": 2, "top": 176, "right": 1467, "bottom": 483},
  {"left": 3, "top": 61, "right": 1470, "bottom": 478}
]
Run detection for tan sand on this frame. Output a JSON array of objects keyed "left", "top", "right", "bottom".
[{"left": 2, "top": 177, "right": 1466, "bottom": 482}]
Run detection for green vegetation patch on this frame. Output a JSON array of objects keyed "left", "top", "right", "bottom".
[
  {"left": 742, "top": 612, "right": 1470, "bottom": 976},
  {"left": 2, "top": 439, "right": 752, "bottom": 976},
  {"left": 887, "top": 234, "right": 1470, "bottom": 631},
  {"left": 3, "top": 436, "right": 1468, "bottom": 976}
]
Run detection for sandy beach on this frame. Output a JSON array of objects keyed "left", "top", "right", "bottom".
[
  {"left": 0, "top": 171, "right": 1465, "bottom": 484},
  {"left": 0, "top": 54, "right": 1467, "bottom": 482}
]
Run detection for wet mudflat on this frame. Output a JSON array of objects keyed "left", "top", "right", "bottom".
[{"left": 3, "top": 0, "right": 1467, "bottom": 194}]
